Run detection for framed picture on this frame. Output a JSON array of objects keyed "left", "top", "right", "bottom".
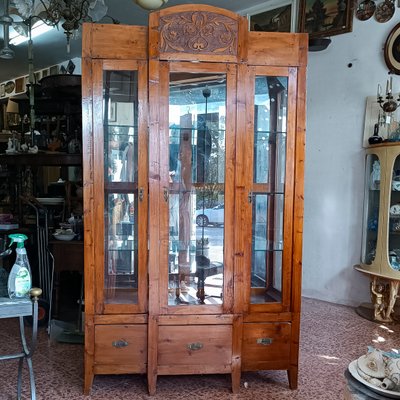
[
  {"left": 49, "top": 65, "right": 59, "bottom": 75},
  {"left": 15, "top": 77, "right": 24, "bottom": 93},
  {"left": 34, "top": 71, "right": 42, "bottom": 83},
  {"left": 243, "top": 0, "right": 297, "bottom": 32},
  {"left": 298, "top": 0, "right": 354, "bottom": 38},
  {"left": 384, "top": 23, "right": 400, "bottom": 75},
  {"left": 0, "top": 84, "right": 4, "bottom": 98}
]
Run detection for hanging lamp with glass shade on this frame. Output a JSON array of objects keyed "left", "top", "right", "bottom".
[
  {"left": 1, "top": 0, "right": 169, "bottom": 59},
  {"left": 134, "top": 0, "right": 168, "bottom": 11},
  {"left": 0, "top": 0, "right": 15, "bottom": 59}
]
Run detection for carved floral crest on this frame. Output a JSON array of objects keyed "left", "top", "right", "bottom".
[{"left": 159, "top": 11, "right": 238, "bottom": 55}]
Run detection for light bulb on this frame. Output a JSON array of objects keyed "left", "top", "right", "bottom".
[{"left": 134, "top": 0, "right": 168, "bottom": 11}]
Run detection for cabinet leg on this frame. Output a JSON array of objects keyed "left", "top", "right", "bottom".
[
  {"left": 84, "top": 315, "right": 95, "bottom": 396},
  {"left": 231, "top": 315, "right": 243, "bottom": 394},
  {"left": 147, "top": 316, "right": 158, "bottom": 395},
  {"left": 287, "top": 367, "right": 298, "bottom": 390},
  {"left": 231, "top": 367, "right": 241, "bottom": 394},
  {"left": 83, "top": 370, "right": 94, "bottom": 396},
  {"left": 147, "top": 372, "right": 157, "bottom": 396}
]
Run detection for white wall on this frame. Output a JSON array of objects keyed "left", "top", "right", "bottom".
[{"left": 302, "top": 16, "right": 398, "bottom": 306}]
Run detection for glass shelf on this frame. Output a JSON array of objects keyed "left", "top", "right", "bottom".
[
  {"left": 104, "top": 125, "right": 138, "bottom": 130},
  {"left": 254, "top": 130, "right": 287, "bottom": 135}
]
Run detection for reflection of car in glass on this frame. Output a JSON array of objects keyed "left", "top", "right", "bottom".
[{"left": 195, "top": 204, "right": 224, "bottom": 226}]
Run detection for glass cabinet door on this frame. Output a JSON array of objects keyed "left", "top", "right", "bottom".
[
  {"left": 101, "top": 64, "right": 146, "bottom": 307},
  {"left": 361, "top": 154, "right": 380, "bottom": 265},
  {"left": 250, "top": 74, "right": 288, "bottom": 306},
  {"left": 166, "top": 68, "right": 228, "bottom": 307},
  {"left": 389, "top": 154, "right": 400, "bottom": 270}
]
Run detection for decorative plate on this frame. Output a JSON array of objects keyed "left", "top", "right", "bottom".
[
  {"left": 348, "top": 360, "right": 400, "bottom": 399},
  {"left": 4, "top": 81, "right": 15, "bottom": 94},
  {"left": 355, "top": 0, "right": 376, "bottom": 21},
  {"left": 390, "top": 204, "right": 400, "bottom": 215},
  {"left": 375, "top": 0, "right": 394, "bottom": 23},
  {"left": 53, "top": 233, "right": 75, "bottom": 241}
]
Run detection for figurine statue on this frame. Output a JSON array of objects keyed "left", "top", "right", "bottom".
[
  {"left": 28, "top": 145, "right": 38, "bottom": 154},
  {"left": 385, "top": 281, "right": 399, "bottom": 321},
  {"left": 370, "top": 279, "right": 387, "bottom": 321},
  {"left": 370, "top": 160, "right": 381, "bottom": 190},
  {"left": 6, "top": 137, "right": 15, "bottom": 153},
  {"left": 370, "top": 277, "right": 399, "bottom": 322}
]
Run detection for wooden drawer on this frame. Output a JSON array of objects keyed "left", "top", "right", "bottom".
[
  {"left": 242, "top": 322, "right": 291, "bottom": 371},
  {"left": 158, "top": 325, "right": 232, "bottom": 373},
  {"left": 94, "top": 324, "right": 147, "bottom": 374}
]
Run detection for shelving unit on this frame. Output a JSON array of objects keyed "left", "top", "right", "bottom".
[
  {"left": 0, "top": 76, "right": 84, "bottom": 326},
  {"left": 355, "top": 142, "right": 400, "bottom": 322}
]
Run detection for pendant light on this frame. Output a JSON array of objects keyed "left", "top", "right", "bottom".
[{"left": 134, "top": 0, "right": 168, "bottom": 11}]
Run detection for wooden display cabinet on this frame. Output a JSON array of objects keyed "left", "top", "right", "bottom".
[
  {"left": 355, "top": 143, "right": 400, "bottom": 322},
  {"left": 82, "top": 4, "right": 307, "bottom": 395}
]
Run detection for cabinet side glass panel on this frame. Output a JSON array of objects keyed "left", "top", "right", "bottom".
[
  {"left": 168, "top": 72, "right": 226, "bottom": 306},
  {"left": 388, "top": 154, "right": 400, "bottom": 270},
  {"left": 103, "top": 70, "right": 138, "bottom": 304},
  {"left": 251, "top": 75, "right": 287, "bottom": 304},
  {"left": 361, "top": 154, "right": 380, "bottom": 265}
]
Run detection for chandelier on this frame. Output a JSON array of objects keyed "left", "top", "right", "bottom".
[
  {"left": 0, "top": 0, "right": 169, "bottom": 58},
  {"left": 37, "top": 0, "right": 116, "bottom": 53},
  {"left": 377, "top": 76, "right": 400, "bottom": 113}
]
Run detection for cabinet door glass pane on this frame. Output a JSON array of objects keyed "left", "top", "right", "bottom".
[
  {"left": 361, "top": 154, "right": 380, "bottom": 265},
  {"left": 103, "top": 70, "right": 138, "bottom": 304},
  {"left": 251, "top": 76, "right": 287, "bottom": 304},
  {"left": 389, "top": 155, "right": 400, "bottom": 270},
  {"left": 168, "top": 72, "right": 226, "bottom": 306}
]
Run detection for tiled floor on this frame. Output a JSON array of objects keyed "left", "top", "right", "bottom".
[{"left": 1, "top": 297, "right": 400, "bottom": 399}]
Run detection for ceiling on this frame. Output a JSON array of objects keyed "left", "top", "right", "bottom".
[{"left": 0, "top": 0, "right": 268, "bottom": 83}]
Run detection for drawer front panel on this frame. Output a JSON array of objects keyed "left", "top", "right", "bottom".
[
  {"left": 242, "top": 322, "right": 291, "bottom": 370},
  {"left": 158, "top": 325, "right": 232, "bottom": 366},
  {"left": 95, "top": 324, "right": 147, "bottom": 367}
]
